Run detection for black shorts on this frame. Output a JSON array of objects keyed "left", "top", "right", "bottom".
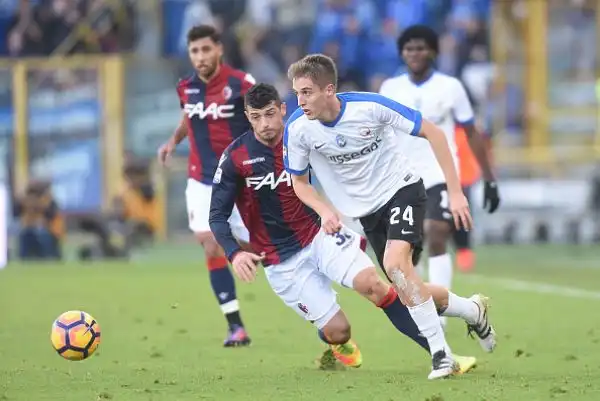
[
  {"left": 426, "top": 183, "right": 453, "bottom": 224},
  {"left": 359, "top": 180, "right": 427, "bottom": 278}
]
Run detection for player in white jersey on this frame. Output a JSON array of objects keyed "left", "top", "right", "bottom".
[
  {"left": 284, "top": 54, "right": 496, "bottom": 380},
  {"left": 379, "top": 26, "right": 500, "bottom": 327}
]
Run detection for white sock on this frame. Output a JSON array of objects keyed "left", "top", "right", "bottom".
[
  {"left": 442, "top": 292, "right": 479, "bottom": 325},
  {"left": 428, "top": 253, "right": 453, "bottom": 290},
  {"left": 408, "top": 296, "right": 450, "bottom": 355}
]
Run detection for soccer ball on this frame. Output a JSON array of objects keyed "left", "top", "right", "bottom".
[{"left": 50, "top": 310, "right": 101, "bottom": 361}]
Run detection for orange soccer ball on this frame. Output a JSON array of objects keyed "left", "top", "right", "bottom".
[{"left": 50, "top": 310, "right": 101, "bottom": 361}]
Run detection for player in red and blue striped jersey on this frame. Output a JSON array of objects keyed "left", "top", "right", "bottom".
[
  {"left": 209, "top": 84, "right": 480, "bottom": 374},
  {"left": 157, "top": 25, "right": 255, "bottom": 347}
]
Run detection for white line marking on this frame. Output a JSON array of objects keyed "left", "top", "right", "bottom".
[{"left": 463, "top": 274, "right": 600, "bottom": 300}]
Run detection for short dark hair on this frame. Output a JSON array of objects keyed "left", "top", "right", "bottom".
[
  {"left": 187, "top": 25, "right": 221, "bottom": 44},
  {"left": 244, "top": 83, "right": 281, "bottom": 110},
  {"left": 287, "top": 54, "right": 338, "bottom": 89},
  {"left": 397, "top": 25, "right": 439, "bottom": 55}
]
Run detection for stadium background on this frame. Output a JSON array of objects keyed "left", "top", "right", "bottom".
[
  {"left": 0, "top": 0, "right": 599, "bottom": 248},
  {"left": 1, "top": 1, "right": 600, "bottom": 400}
]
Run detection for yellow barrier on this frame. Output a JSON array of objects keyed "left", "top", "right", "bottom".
[
  {"left": 0, "top": 55, "right": 171, "bottom": 239},
  {"left": 1, "top": 56, "right": 124, "bottom": 204},
  {"left": 491, "top": 1, "right": 600, "bottom": 165}
]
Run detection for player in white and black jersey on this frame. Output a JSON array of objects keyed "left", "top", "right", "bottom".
[
  {"left": 284, "top": 54, "right": 496, "bottom": 380},
  {"left": 379, "top": 26, "right": 500, "bottom": 327}
]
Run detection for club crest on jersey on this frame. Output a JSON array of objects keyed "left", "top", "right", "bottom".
[
  {"left": 222, "top": 85, "right": 232, "bottom": 100},
  {"left": 335, "top": 134, "right": 347, "bottom": 147}
]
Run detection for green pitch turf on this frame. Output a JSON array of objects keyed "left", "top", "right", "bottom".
[{"left": 1, "top": 245, "right": 600, "bottom": 401}]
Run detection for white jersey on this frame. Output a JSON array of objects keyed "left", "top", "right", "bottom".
[
  {"left": 379, "top": 72, "right": 474, "bottom": 189},
  {"left": 283, "top": 92, "right": 422, "bottom": 218}
]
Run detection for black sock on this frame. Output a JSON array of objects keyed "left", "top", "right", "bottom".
[
  {"left": 225, "top": 311, "right": 244, "bottom": 329},
  {"left": 453, "top": 226, "right": 471, "bottom": 250}
]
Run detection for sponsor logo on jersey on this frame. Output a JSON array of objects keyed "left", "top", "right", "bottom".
[
  {"left": 184, "top": 88, "right": 200, "bottom": 94},
  {"left": 328, "top": 136, "right": 383, "bottom": 164},
  {"left": 297, "top": 303, "right": 309, "bottom": 314},
  {"left": 242, "top": 157, "right": 265, "bottom": 165},
  {"left": 245, "top": 171, "right": 291, "bottom": 190},
  {"left": 184, "top": 102, "right": 235, "bottom": 119},
  {"left": 359, "top": 127, "right": 373, "bottom": 138}
]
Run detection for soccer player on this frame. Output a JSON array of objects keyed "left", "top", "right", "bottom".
[
  {"left": 378, "top": 25, "right": 500, "bottom": 322},
  {"left": 157, "top": 25, "right": 255, "bottom": 347},
  {"left": 210, "top": 83, "right": 489, "bottom": 379},
  {"left": 284, "top": 54, "right": 497, "bottom": 379}
]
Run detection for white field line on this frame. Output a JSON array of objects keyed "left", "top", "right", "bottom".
[{"left": 463, "top": 274, "right": 600, "bottom": 300}]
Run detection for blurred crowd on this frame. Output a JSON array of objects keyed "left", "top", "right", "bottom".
[
  {"left": 166, "top": 0, "right": 491, "bottom": 92},
  {"left": 159, "top": 0, "right": 494, "bottom": 132},
  {"left": 2, "top": 0, "right": 599, "bottom": 255},
  {"left": 0, "top": 0, "right": 135, "bottom": 56}
]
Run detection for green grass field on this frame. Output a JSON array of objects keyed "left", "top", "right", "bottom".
[{"left": 1, "top": 244, "right": 600, "bottom": 401}]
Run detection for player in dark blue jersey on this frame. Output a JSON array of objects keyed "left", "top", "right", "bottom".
[
  {"left": 157, "top": 25, "right": 254, "bottom": 347},
  {"left": 209, "top": 84, "right": 480, "bottom": 373}
]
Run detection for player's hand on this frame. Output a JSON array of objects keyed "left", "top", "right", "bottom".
[
  {"left": 320, "top": 208, "right": 342, "bottom": 235},
  {"left": 157, "top": 140, "right": 176, "bottom": 166},
  {"left": 483, "top": 181, "right": 500, "bottom": 213},
  {"left": 449, "top": 191, "right": 473, "bottom": 231},
  {"left": 231, "top": 251, "right": 265, "bottom": 283}
]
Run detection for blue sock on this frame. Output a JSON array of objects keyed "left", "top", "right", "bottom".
[
  {"left": 379, "top": 288, "right": 430, "bottom": 353},
  {"left": 208, "top": 258, "right": 243, "bottom": 329}
]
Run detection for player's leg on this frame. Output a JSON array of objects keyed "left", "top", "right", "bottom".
[
  {"left": 453, "top": 185, "right": 475, "bottom": 272},
  {"left": 335, "top": 226, "right": 431, "bottom": 352},
  {"left": 185, "top": 179, "right": 250, "bottom": 347},
  {"left": 424, "top": 183, "right": 455, "bottom": 328},
  {"left": 373, "top": 182, "right": 458, "bottom": 379},
  {"left": 264, "top": 247, "right": 362, "bottom": 368},
  {"left": 428, "top": 284, "right": 496, "bottom": 352},
  {"left": 316, "top": 227, "right": 476, "bottom": 373}
]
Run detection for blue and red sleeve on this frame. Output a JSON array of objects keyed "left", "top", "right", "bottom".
[
  {"left": 209, "top": 147, "right": 242, "bottom": 262},
  {"left": 176, "top": 79, "right": 186, "bottom": 109}
]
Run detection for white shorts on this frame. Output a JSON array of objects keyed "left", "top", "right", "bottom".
[
  {"left": 185, "top": 178, "right": 249, "bottom": 241},
  {"left": 264, "top": 226, "right": 374, "bottom": 330}
]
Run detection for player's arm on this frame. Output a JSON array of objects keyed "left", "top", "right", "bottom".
[
  {"left": 283, "top": 124, "right": 341, "bottom": 234},
  {"left": 372, "top": 94, "right": 472, "bottom": 229},
  {"left": 208, "top": 152, "right": 242, "bottom": 262},
  {"left": 171, "top": 110, "right": 188, "bottom": 145},
  {"left": 453, "top": 81, "right": 500, "bottom": 212},
  {"left": 419, "top": 120, "right": 473, "bottom": 229},
  {"left": 172, "top": 84, "right": 190, "bottom": 145},
  {"left": 209, "top": 151, "right": 264, "bottom": 282}
]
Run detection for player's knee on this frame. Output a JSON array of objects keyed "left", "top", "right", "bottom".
[
  {"left": 196, "top": 232, "right": 223, "bottom": 258},
  {"left": 382, "top": 240, "right": 413, "bottom": 274},
  {"left": 353, "top": 267, "right": 389, "bottom": 304}
]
